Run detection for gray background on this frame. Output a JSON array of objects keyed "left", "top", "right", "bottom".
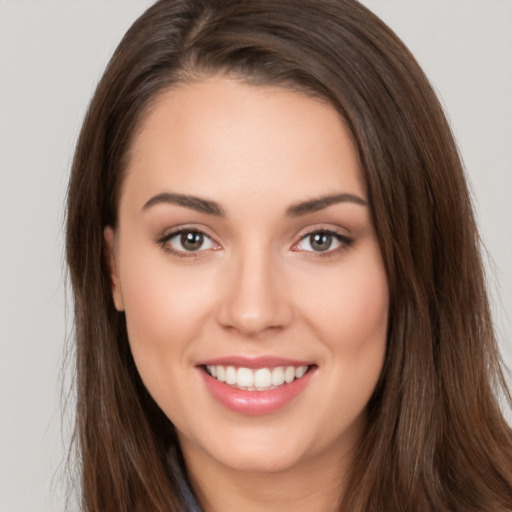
[{"left": 1, "top": 1, "right": 510, "bottom": 510}]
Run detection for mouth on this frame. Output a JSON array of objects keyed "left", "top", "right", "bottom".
[
  {"left": 197, "top": 358, "right": 317, "bottom": 415},
  {"left": 203, "top": 364, "right": 312, "bottom": 391}
]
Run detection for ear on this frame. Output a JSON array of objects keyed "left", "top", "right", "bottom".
[{"left": 104, "top": 226, "right": 124, "bottom": 311}]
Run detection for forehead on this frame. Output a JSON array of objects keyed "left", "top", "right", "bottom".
[{"left": 121, "top": 76, "right": 365, "bottom": 214}]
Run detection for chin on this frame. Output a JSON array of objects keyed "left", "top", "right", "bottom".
[
  {"left": 178, "top": 420, "right": 314, "bottom": 473},
  {"left": 212, "top": 444, "right": 309, "bottom": 474}
]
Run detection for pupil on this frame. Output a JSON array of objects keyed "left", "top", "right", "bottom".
[
  {"left": 311, "top": 232, "right": 332, "bottom": 252},
  {"left": 181, "top": 231, "right": 203, "bottom": 251}
]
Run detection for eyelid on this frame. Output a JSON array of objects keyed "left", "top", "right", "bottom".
[
  {"left": 291, "top": 226, "right": 353, "bottom": 254},
  {"left": 156, "top": 223, "right": 353, "bottom": 258},
  {"left": 157, "top": 225, "right": 221, "bottom": 257}
]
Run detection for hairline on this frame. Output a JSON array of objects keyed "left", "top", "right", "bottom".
[{"left": 117, "top": 68, "right": 357, "bottom": 220}]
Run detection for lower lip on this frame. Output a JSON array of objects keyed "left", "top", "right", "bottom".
[{"left": 200, "top": 367, "right": 315, "bottom": 415}]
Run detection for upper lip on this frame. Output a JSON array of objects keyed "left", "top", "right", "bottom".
[{"left": 196, "top": 356, "right": 315, "bottom": 369}]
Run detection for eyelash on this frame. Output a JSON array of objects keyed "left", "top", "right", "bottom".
[
  {"left": 292, "top": 229, "right": 354, "bottom": 258},
  {"left": 157, "top": 227, "right": 353, "bottom": 260},
  {"left": 157, "top": 227, "right": 220, "bottom": 259}
]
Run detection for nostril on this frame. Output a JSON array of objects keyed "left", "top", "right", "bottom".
[{"left": 216, "top": 303, "right": 294, "bottom": 337}]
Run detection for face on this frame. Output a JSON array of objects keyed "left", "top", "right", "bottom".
[{"left": 105, "top": 76, "right": 389, "bottom": 477}]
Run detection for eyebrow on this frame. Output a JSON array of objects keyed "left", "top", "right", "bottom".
[
  {"left": 286, "top": 193, "right": 367, "bottom": 217},
  {"left": 142, "top": 193, "right": 225, "bottom": 216},
  {"left": 142, "top": 191, "right": 367, "bottom": 218}
]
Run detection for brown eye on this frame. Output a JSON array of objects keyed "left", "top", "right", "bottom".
[
  {"left": 180, "top": 231, "right": 204, "bottom": 251},
  {"left": 294, "top": 230, "right": 352, "bottom": 254},
  {"left": 309, "top": 232, "right": 333, "bottom": 252},
  {"left": 162, "top": 229, "right": 217, "bottom": 254}
]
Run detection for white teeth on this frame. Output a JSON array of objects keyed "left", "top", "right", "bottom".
[
  {"left": 237, "top": 367, "right": 254, "bottom": 387},
  {"left": 271, "top": 367, "right": 285, "bottom": 386},
  {"left": 216, "top": 365, "right": 226, "bottom": 382},
  {"left": 226, "top": 366, "right": 237, "bottom": 385},
  {"left": 254, "top": 368, "right": 271, "bottom": 388},
  {"left": 295, "top": 366, "right": 307, "bottom": 379},
  {"left": 206, "top": 364, "right": 309, "bottom": 391},
  {"left": 284, "top": 366, "right": 295, "bottom": 383}
]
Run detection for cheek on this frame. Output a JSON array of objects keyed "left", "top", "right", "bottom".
[
  {"left": 319, "top": 260, "right": 388, "bottom": 420},
  {"left": 116, "top": 248, "right": 223, "bottom": 429},
  {"left": 301, "top": 252, "right": 389, "bottom": 351},
  {"left": 295, "top": 246, "right": 389, "bottom": 406},
  {"left": 117, "top": 244, "right": 217, "bottom": 373}
]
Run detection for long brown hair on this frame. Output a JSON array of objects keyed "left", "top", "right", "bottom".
[{"left": 65, "top": 1, "right": 512, "bottom": 510}]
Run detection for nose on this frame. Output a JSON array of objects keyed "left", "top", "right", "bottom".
[{"left": 216, "top": 248, "right": 294, "bottom": 337}]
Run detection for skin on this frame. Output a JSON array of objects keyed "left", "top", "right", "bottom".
[{"left": 105, "top": 76, "right": 389, "bottom": 512}]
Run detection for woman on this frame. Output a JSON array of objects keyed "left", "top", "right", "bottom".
[{"left": 65, "top": 0, "right": 512, "bottom": 510}]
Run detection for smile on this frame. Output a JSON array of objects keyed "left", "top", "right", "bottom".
[
  {"left": 198, "top": 359, "right": 317, "bottom": 415},
  {"left": 205, "top": 365, "right": 309, "bottom": 391}
]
